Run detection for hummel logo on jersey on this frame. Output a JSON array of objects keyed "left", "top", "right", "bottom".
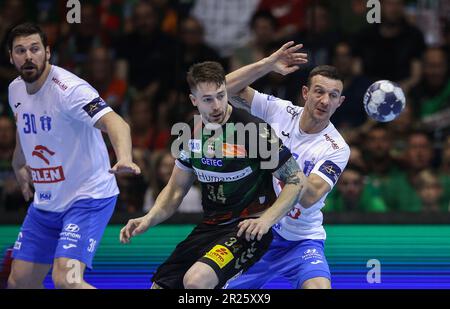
[
  {"left": 14, "top": 102, "right": 21, "bottom": 108},
  {"left": 281, "top": 131, "right": 290, "bottom": 138},
  {"left": 63, "top": 244, "right": 77, "bottom": 250}
]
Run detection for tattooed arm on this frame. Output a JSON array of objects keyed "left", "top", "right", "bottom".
[
  {"left": 228, "top": 95, "right": 251, "bottom": 113},
  {"left": 263, "top": 156, "right": 306, "bottom": 221},
  {"left": 237, "top": 156, "right": 306, "bottom": 241}
]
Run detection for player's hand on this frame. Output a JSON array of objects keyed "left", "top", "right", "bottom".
[
  {"left": 120, "top": 216, "right": 151, "bottom": 244},
  {"left": 109, "top": 159, "right": 141, "bottom": 175},
  {"left": 237, "top": 217, "right": 272, "bottom": 242},
  {"left": 266, "top": 41, "right": 308, "bottom": 76},
  {"left": 15, "top": 165, "right": 34, "bottom": 201}
]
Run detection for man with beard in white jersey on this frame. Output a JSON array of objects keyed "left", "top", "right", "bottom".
[
  {"left": 6, "top": 23, "right": 140, "bottom": 289},
  {"left": 225, "top": 42, "right": 350, "bottom": 289}
]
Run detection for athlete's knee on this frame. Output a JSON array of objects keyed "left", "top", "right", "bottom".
[
  {"left": 7, "top": 260, "right": 49, "bottom": 289},
  {"left": 52, "top": 271, "right": 72, "bottom": 289},
  {"left": 8, "top": 268, "right": 38, "bottom": 289},
  {"left": 52, "top": 258, "right": 85, "bottom": 289},
  {"left": 301, "top": 277, "right": 331, "bottom": 289},
  {"left": 7, "top": 272, "right": 40, "bottom": 289},
  {"left": 183, "top": 265, "right": 218, "bottom": 289},
  {"left": 183, "top": 271, "right": 211, "bottom": 289},
  {"left": 6, "top": 274, "right": 20, "bottom": 289}
]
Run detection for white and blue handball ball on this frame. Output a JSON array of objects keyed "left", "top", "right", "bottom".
[{"left": 363, "top": 80, "right": 406, "bottom": 122}]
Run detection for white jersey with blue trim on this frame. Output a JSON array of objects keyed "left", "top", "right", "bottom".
[
  {"left": 8, "top": 65, "right": 119, "bottom": 212},
  {"left": 251, "top": 90, "right": 350, "bottom": 240}
]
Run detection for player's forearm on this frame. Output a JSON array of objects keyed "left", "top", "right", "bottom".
[
  {"left": 226, "top": 57, "right": 273, "bottom": 95},
  {"left": 298, "top": 184, "right": 322, "bottom": 208},
  {"left": 12, "top": 141, "right": 26, "bottom": 172},
  {"left": 260, "top": 182, "right": 303, "bottom": 226},
  {"left": 144, "top": 185, "right": 185, "bottom": 226},
  {"left": 266, "top": 158, "right": 305, "bottom": 223},
  {"left": 298, "top": 176, "right": 330, "bottom": 208},
  {"left": 105, "top": 116, "right": 133, "bottom": 162}
]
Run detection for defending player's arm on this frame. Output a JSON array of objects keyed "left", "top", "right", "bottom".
[
  {"left": 226, "top": 41, "right": 307, "bottom": 108},
  {"left": 299, "top": 174, "right": 331, "bottom": 208},
  {"left": 237, "top": 156, "right": 306, "bottom": 241},
  {"left": 262, "top": 156, "right": 307, "bottom": 221},
  {"left": 120, "top": 165, "right": 196, "bottom": 243},
  {"left": 11, "top": 132, "right": 34, "bottom": 201},
  {"left": 94, "top": 111, "right": 141, "bottom": 175}
]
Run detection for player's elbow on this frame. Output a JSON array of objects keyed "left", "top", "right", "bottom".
[
  {"left": 98, "top": 112, "right": 130, "bottom": 134},
  {"left": 300, "top": 195, "right": 316, "bottom": 208},
  {"left": 299, "top": 183, "right": 326, "bottom": 208}
]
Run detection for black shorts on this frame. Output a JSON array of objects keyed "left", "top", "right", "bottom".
[{"left": 151, "top": 219, "right": 273, "bottom": 289}]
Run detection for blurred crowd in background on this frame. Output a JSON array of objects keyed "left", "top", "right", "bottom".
[{"left": 0, "top": 0, "right": 449, "bottom": 215}]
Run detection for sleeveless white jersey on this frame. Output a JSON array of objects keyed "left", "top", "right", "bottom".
[
  {"left": 251, "top": 91, "right": 350, "bottom": 240},
  {"left": 8, "top": 65, "right": 119, "bottom": 212}
]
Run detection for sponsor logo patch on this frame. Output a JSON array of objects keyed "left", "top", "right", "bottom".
[
  {"left": 324, "top": 134, "right": 340, "bottom": 150},
  {"left": 201, "top": 158, "right": 223, "bottom": 167},
  {"left": 63, "top": 244, "right": 77, "bottom": 250},
  {"left": 38, "top": 191, "right": 52, "bottom": 201},
  {"left": 188, "top": 139, "right": 202, "bottom": 153},
  {"left": 193, "top": 166, "right": 252, "bottom": 183},
  {"left": 30, "top": 166, "right": 65, "bottom": 183},
  {"left": 286, "top": 106, "right": 300, "bottom": 119},
  {"left": 82, "top": 97, "right": 108, "bottom": 118},
  {"left": 204, "top": 245, "right": 234, "bottom": 269},
  {"left": 318, "top": 160, "right": 342, "bottom": 184},
  {"left": 222, "top": 143, "right": 246, "bottom": 157},
  {"left": 52, "top": 77, "right": 68, "bottom": 91}
]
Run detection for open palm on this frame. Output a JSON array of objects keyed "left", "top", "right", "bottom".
[{"left": 267, "top": 41, "right": 308, "bottom": 76}]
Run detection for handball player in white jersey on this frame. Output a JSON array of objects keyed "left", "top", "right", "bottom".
[
  {"left": 225, "top": 42, "right": 350, "bottom": 289},
  {"left": 6, "top": 23, "right": 140, "bottom": 289}
]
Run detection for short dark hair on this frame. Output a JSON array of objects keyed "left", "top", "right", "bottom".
[
  {"left": 7, "top": 23, "right": 48, "bottom": 51},
  {"left": 307, "top": 65, "right": 343, "bottom": 87},
  {"left": 186, "top": 61, "right": 226, "bottom": 93}
]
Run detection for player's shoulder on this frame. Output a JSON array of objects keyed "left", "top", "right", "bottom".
[
  {"left": 260, "top": 92, "right": 303, "bottom": 120},
  {"left": 256, "top": 91, "right": 300, "bottom": 111},
  {"left": 231, "top": 105, "right": 265, "bottom": 125},
  {"left": 49, "top": 65, "right": 97, "bottom": 97},
  {"left": 321, "top": 123, "right": 350, "bottom": 156},
  {"left": 8, "top": 76, "right": 24, "bottom": 92}
]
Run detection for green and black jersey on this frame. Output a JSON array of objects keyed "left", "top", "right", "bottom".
[{"left": 175, "top": 106, "right": 292, "bottom": 224}]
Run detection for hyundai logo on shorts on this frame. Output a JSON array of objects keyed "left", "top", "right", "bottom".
[{"left": 64, "top": 223, "right": 80, "bottom": 233}]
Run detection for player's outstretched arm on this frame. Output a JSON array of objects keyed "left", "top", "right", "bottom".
[
  {"left": 226, "top": 41, "right": 307, "bottom": 107},
  {"left": 94, "top": 111, "right": 141, "bottom": 175},
  {"left": 120, "top": 165, "right": 196, "bottom": 244},
  {"left": 12, "top": 132, "right": 34, "bottom": 201},
  {"left": 237, "top": 157, "right": 306, "bottom": 241}
]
